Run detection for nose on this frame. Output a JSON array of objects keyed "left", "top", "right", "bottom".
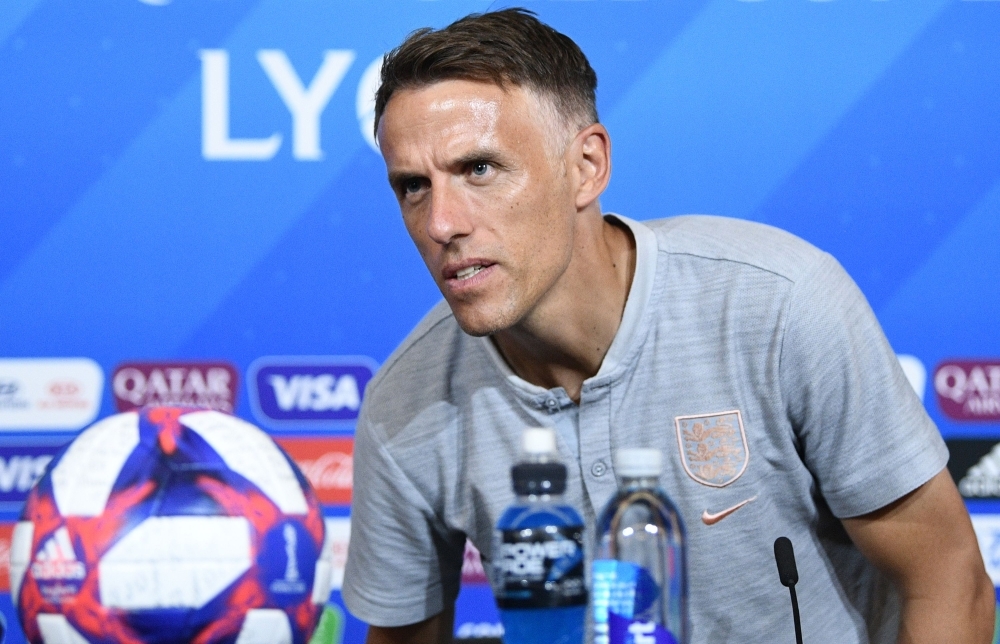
[{"left": 426, "top": 182, "right": 473, "bottom": 245}]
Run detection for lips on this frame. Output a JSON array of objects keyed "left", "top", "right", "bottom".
[
  {"left": 440, "top": 260, "right": 497, "bottom": 296},
  {"left": 443, "top": 259, "right": 495, "bottom": 282}
]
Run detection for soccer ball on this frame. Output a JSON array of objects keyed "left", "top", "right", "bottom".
[{"left": 10, "top": 407, "right": 333, "bottom": 644}]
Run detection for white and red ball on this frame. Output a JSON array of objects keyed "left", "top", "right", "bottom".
[{"left": 10, "top": 407, "right": 333, "bottom": 644}]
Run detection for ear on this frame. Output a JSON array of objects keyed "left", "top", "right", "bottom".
[{"left": 569, "top": 123, "right": 612, "bottom": 211}]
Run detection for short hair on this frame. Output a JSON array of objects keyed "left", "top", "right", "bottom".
[{"left": 373, "top": 8, "right": 598, "bottom": 140}]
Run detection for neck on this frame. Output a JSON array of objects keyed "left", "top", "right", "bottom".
[{"left": 492, "top": 212, "right": 636, "bottom": 403}]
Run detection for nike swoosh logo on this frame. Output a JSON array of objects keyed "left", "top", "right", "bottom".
[{"left": 701, "top": 495, "right": 758, "bottom": 526}]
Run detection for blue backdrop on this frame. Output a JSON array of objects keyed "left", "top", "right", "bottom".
[{"left": 1, "top": 1, "right": 999, "bottom": 643}]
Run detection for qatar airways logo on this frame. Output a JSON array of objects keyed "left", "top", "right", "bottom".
[
  {"left": 112, "top": 362, "right": 238, "bottom": 413},
  {"left": 250, "top": 357, "right": 376, "bottom": 427},
  {"left": 199, "top": 49, "right": 382, "bottom": 161},
  {"left": 934, "top": 361, "right": 1000, "bottom": 421}
]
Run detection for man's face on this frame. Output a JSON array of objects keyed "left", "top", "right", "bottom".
[{"left": 378, "top": 80, "right": 579, "bottom": 337}]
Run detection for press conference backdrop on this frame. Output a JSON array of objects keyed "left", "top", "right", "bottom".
[{"left": 1, "top": 0, "right": 998, "bottom": 642}]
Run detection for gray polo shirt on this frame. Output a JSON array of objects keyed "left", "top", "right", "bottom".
[{"left": 342, "top": 215, "right": 947, "bottom": 644}]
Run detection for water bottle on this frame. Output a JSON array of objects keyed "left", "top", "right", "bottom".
[
  {"left": 493, "top": 427, "right": 588, "bottom": 644},
  {"left": 592, "top": 448, "right": 688, "bottom": 644}
]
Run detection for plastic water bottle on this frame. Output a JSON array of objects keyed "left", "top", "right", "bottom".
[
  {"left": 493, "top": 427, "right": 588, "bottom": 644},
  {"left": 592, "top": 448, "right": 688, "bottom": 644}
]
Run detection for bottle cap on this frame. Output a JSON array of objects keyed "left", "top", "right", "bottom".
[
  {"left": 521, "top": 427, "right": 557, "bottom": 456},
  {"left": 615, "top": 448, "right": 662, "bottom": 478}
]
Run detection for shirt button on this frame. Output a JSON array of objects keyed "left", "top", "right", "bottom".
[
  {"left": 545, "top": 398, "right": 558, "bottom": 412},
  {"left": 591, "top": 461, "right": 607, "bottom": 477}
]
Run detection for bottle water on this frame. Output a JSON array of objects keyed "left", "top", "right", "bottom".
[
  {"left": 493, "top": 428, "right": 588, "bottom": 644},
  {"left": 592, "top": 448, "right": 688, "bottom": 644}
]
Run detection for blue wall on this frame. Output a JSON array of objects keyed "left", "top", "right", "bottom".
[{"left": 1, "top": 1, "right": 998, "bottom": 642}]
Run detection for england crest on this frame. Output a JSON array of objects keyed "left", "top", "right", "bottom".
[{"left": 675, "top": 410, "right": 749, "bottom": 488}]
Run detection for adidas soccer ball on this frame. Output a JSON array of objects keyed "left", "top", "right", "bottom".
[{"left": 10, "top": 407, "right": 332, "bottom": 644}]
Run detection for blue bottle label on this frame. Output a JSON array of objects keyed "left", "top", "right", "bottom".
[
  {"left": 608, "top": 613, "right": 678, "bottom": 644},
  {"left": 592, "top": 560, "right": 678, "bottom": 644},
  {"left": 494, "top": 525, "right": 587, "bottom": 608}
]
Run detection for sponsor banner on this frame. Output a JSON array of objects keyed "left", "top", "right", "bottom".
[
  {"left": 249, "top": 357, "right": 377, "bottom": 427},
  {"left": 934, "top": 361, "right": 1000, "bottom": 422},
  {"left": 112, "top": 361, "right": 239, "bottom": 413},
  {"left": 0, "top": 443, "right": 65, "bottom": 510},
  {"left": 0, "top": 359, "right": 103, "bottom": 431},
  {"left": 0, "top": 521, "right": 12, "bottom": 592},
  {"left": 275, "top": 437, "right": 353, "bottom": 506},
  {"left": 971, "top": 514, "right": 1000, "bottom": 586},
  {"left": 324, "top": 517, "right": 351, "bottom": 593},
  {"left": 946, "top": 439, "right": 1000, "bottom": 499},
  {"left": 462, "top": 539, "right": 489, "bottom": 586}
]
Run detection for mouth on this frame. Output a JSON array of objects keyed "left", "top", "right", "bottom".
[
  {"left": 443, "top": 260, "right": 496, "bottom": 288},
  {"left": 455, "top": 265, "right": 486, "bottom": 281}
]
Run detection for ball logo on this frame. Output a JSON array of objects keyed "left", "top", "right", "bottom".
[
  {"left": 934, "top": 361, "right": 1000, "bottom": 421},
  {"left": 32, "top": 527, "right": 86, "bottom": 602},
  {"left": 112, "top": 362, "right": 238, "bottom": 413},
  {"left": 270, "top": 524, "right": 306, "bottom": 595},
  {"left": 249, "top": 357, "right": 376, "bottom": 427}
]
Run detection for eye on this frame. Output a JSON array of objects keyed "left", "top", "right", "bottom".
[
  {"left": 403, "top": 178, "right": 424, "bottom": 195},
  {"left": 471, "top": 162, "right": 489, "bottom": 176}
]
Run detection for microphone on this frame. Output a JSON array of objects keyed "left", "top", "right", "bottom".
[{"left": 774, "top": 537, "right": 803, "bottom": 644}]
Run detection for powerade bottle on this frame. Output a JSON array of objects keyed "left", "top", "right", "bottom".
[
  {"left": 592, "top": 448, "right": 688, "bottom": 644},
  {"left": 493, "top": 427, "right": 588, "bottom": 644}
]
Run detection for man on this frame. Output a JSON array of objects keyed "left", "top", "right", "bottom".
[{"left": 342, "top": 8, "right": 994, "bottom": 644}]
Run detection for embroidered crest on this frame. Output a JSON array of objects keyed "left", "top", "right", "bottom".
[{"left": 675, "top": 410, "right": 749, "bottom": 488}]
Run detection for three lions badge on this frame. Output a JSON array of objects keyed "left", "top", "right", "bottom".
[{"left": 675, "top": 410, "right": 749, "bottom": 487}]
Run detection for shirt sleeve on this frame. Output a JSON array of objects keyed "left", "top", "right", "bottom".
[
  {"left": 341, "top": 405, "right": 465, "bottom": 627},
  {"left": 779, "top": 252, "right": 948, "bottom": 519}
]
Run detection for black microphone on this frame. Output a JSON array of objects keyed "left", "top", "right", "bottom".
[{"left": 774, "top": 537, "right": 803, "bottom": 644}]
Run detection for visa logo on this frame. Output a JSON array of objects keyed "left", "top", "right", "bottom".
[
  {"left": 0, "top": 454, "right": 52, "bottom": 495},
  {"left": 249, "top": 357, "right": 377, "bottom": 427},
  {"left": 269, "top": 374, "right": 360, "bottom": 412}
]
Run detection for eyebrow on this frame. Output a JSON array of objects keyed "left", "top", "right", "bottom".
[
  {"left": 387, "top": 170, "right": 421, "bottom": 191},
  {"left": 387, "top": 148, "right": 511, "bottom": 189},
  {"left": 449, "top": 149, "right": 508, "bottom": 171}
]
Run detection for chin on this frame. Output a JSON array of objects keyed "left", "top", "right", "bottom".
[
  {"left": 452, "top": 315, "right": 503, "bottom": 338},
  {"left": 449, "top": 302, "right": 520, "bottom": 338}
]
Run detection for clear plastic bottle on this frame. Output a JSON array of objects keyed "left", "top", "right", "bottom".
[
  {"left": 592, "top": 448, "right": 688, "bottom": 644},
  {"left": 493, "top": 428, "right": 588, "bottom": 644}
]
